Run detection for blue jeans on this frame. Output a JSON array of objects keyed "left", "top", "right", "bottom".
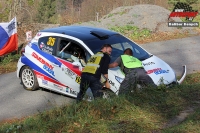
[{"left": 77, "top": 73, "right": 103, "bottom": 101}]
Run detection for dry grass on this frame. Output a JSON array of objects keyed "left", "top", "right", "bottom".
[
  {"left": 134, "top": 30, "right": 200, "bottom": 44},
  {"left": 0, "top": 62, "right": 18, "bottom": 75}
]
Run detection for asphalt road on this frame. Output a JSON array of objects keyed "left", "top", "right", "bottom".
[
  {"left": 141, "top": 35, "right": 200, "bottom": 76},
  {"left": 0, "top": 72, "right": 75, "bottom": 122},
  {"left": 0, "top": 35, "right": 200, "bottom": 122}
]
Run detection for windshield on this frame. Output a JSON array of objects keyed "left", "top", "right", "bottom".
[{"left": 84, "top": 34, "right": 150, "bottom": 63}]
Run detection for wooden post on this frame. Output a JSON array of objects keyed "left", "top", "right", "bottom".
[{"left": 96, "top": 12, "right": 99, "bottom": 21}]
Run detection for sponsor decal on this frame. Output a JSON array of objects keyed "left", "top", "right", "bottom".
[
  {"left": 64, "top": 67, "right": 76, "bottom": 79},
  {"left": 43, "top": 65, "right": 55, "bottom": 76},
  {"left": 53, "top": 84, "right": 63, "bottom": 91},
  {"left": 32, "top": 52, "right": 55, "bottom": 76},
  {"left": 75, "top": 76, "right": 81, "bottom": 84},
  {"left": 57, "top": 58, "right": 82, "bottom": 76},
  {"left": 42, "top": 79, "right": 48, "bottom": 85},
  {"left": 34, "top": 70, "right": 66, "bottom": 87},
  {"left": 47, "top": 37, "right": 56, "bottom": 46},
  {"left": 147, "top": 68, "right": 169, "bottom": 75},
  {"left": 40, "top": 42, "right": 53, "bottom": 55},
  {"left": 66, "top": 87, "right": 69, "bottom": 93},
  {"left": 168, "top": 2, "right": 199, "bottom": 27},
  {"left": 37, "top": 33, "right": 42, "bottom": 36},
  {"left": 108, "top": 79, "right": 115, "bottom": 86},
  {"left": 143, "top": 62, "right": 155, "bottom": 66},
  {"left": 70, "top": 89, "right": 78, "bottom": 96},
  {"left": 37, "top": 75, "right": 48, "bottom": 85}
]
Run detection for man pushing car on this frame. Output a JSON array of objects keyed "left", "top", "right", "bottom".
[
  {"left": 109, "top": 48, "right": 156, "bottom": 95},
  {"left": 76, "top": 44, "right": 112, "bottom": 102}
]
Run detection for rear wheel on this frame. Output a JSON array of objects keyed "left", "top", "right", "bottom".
[{"left": 20, "top": 66, "right": 39, "bottom": 91}]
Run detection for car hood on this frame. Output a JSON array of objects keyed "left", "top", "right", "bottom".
[
  {"left": 109, "top": 55, "right": 177, "bottom": 87},
  {"left": 142, "top": 55, "right": 176, "bottom": 85}
]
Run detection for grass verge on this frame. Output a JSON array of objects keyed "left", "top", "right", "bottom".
[
  {"left": 0, "top": 54, "right": 20, "bottom": 75},
  {"left": 0, "top": 74, "right": 199, "bottom": 132}
]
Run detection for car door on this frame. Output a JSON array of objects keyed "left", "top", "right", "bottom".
[
  {"left": 53, "top": 37, "right": 88, "bottom": 97},
  {"left": 35, "top": 35, "right": 66, "bottom": 92}
]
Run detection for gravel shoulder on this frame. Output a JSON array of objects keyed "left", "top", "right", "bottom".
[{"left": 73, "top": 4, "right": 196, "bottom": 33}]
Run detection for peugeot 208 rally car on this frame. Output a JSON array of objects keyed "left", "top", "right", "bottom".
[{"left": 17, "top": 26, "right": 186, "bottom": 98}]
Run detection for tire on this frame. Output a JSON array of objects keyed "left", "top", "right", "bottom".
[
  {"left": 102, "top": 88, "right": 116, "bottom": 99},
  {"left": 20, "top": 66, "right": 39, "bottom": 91}
]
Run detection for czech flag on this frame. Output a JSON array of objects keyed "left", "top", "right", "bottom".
[{"left": 0, "top": 17, "right": 18, "bottom": 56}]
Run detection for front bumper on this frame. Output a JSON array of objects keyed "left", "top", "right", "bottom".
[{"left": 177, "top": 65, "right": 187, "bottom": 84}]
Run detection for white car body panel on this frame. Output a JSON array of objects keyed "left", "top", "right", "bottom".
[{"left": 17, "top": 26, "right": 187, "bottom": 99}]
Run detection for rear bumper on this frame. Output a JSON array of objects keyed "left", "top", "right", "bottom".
[
  {"left": 177, "top": 65, "right": 187, "bottom": 84},
  {"left": 16, "top": 57, "right": 24, "bottom": 78}
]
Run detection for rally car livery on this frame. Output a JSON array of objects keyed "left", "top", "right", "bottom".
[{"left": 17, "top": 26, "right": 186, "bottom": 98}]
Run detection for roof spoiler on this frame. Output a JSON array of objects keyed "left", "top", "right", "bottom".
[{"left": 90, "top": 30, "right": 109, "bottom": 40}]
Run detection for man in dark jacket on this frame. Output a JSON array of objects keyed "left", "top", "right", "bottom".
[
  {"left": 76, "top": 44, "right": 112, "bottom": 102},
  {"left": 109, "top": 48, "right": 155, "bottom": 94}
]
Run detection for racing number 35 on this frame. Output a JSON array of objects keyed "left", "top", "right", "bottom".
[{"left": 47, "top": 37, "right": 56, "bottom": 46}]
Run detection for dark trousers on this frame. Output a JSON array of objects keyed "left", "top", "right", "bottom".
[
  {"left": 77, "top": 73, "right": 103, "bottom": 101},
  {"left": 119, "top": 68, "right": 155, "bottom": 95}
]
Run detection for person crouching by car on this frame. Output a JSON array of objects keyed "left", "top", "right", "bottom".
[
  {"left": 76, "top": 44, "right": 112, "bottom": 102},
  {"left": 109, "top": 48, "right": 155, "bottom": 95}
]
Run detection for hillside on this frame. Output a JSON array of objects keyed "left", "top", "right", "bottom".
[
  {"left": 17, "top": 4, "right": 199, "bottom": 46},
  {"left": 73, "top": 4, "right": 196, "bottom": 32}
]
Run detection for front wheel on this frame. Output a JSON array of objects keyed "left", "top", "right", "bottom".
[
  {"left": 20, "top": 66, "right": 39, "bottom": 91},
  {"left": 102, "top": 88, "right": 116, "bottom": 99}
]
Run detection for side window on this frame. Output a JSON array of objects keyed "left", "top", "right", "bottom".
[
  {"left": 122, "top": 42, "right": 133, "bottom": 55},
  {"left": 56, "top": 39, "right": 87, "bottom": 67},
  {"left": 110, "top": 43, "right": 123, "bottom": 63},
  {"left": 122, "top": 41, "right": 147, "bottom": 59},
  {"left": 57, "top": 40, "right": 72, "bottom": 60},
  {"left": 38, "top": 36, "right": 57, "bottom": 55}
]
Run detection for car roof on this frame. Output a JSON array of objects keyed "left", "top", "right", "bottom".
[{"left": 40, "top": 25, "right": 118, "bottom": 41}]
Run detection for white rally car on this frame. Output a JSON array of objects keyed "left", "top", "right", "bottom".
[{"left": 17, "top": 26, "right": 186, "bottom": 98}]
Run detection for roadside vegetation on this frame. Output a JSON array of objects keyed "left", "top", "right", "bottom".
[
  {"left": 109, "top": 24, "right": 200, "bottom": 44},
  {"left": 0, "top": 73, "right": 200, "bottom": 132},
  {"left": 0, "top": 61, "right": 18, "bottom": 75},
  {"left": 0, "top": 54, "right": 20, "bottom": 75}
]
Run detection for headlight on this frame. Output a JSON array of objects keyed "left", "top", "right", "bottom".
[{"left": 115, "top": 76, "right": 124, "bottom": 83}]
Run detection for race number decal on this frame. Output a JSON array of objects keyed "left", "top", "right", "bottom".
[
  {"left": 47, "top": 37, "right": 56, "bottom": 46},
  {"left": 75, "top": 76, "right": 81, "bottom": 84}
]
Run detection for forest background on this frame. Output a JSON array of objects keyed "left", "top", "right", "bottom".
[
  {"left": 0, "top": 0, "right": 200, "bottom": 25},
  {"left": 0, "top": 0, "right": 199, "bottom": 46}
]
